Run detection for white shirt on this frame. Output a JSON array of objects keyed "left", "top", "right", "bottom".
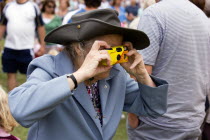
[
  {"left": 62, "top": 8, "right": 81, "bottom": 25},
  {"left": 2, "top": 1, "right": 42, "bottom": 50}
]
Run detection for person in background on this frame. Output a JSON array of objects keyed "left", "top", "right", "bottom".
[
  {"left": 127, "top": 0, "right": 210, "bottom": 139},
  {"left": 203, "top": 94, "right": 210, "bottom": 140},
  {"left": 125, "top": 0, "right": 139, "bottom": 24},
  {"left": 62, "top": 0, "right": 101, "bottom": 24},
  {"left": 78, "top": 0, "right": 85, "bottom": 9},
  {"left": 0, "top": 86, "right": 20, "bottom": 140},
  {"left": 202, "top": 1, "right": 210, "bottom": 140},
  {"left": 204, "top": 1, "right": 210, "bottom": 139},
  {"left": 41, "top": 0, "right": 62, "bottom": 53},
  {"left": 0, "top": 0, "right": 6, "bottom": 16},
  {"left": 129, "top": 0, "right": 156, "bottom": 29},
  {"left": 99, "top": 0, "right": 110, "bottom": 9},
  {"left": 189, "top": 1, "right": 210, "bottom": 140},
  {"left": 55, "top": 0, "right": 70, "bottom": 20},
  {"left": 0, "top": 0, "right": 45, "bottom": 91},
  {"left": 110, "top": 0, "right": 127, "bottom": 26},
  {"left": 69, "top": 0, "right": 79, "bottom": 11}
]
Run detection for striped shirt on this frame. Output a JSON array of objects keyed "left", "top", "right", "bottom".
[{"left": 138, "top": 0, "right": 210, "bottom": 131}]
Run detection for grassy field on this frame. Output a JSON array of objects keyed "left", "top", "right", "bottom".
[{"left": 0, "top": 40, "right": 128, "bottom": 140}]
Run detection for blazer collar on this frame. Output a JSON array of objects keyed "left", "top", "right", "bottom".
[{"left": 54, "top": 51, "right": 74, "bottom": 76}]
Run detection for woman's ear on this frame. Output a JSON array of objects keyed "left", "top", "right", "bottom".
[{"left": 74, "top": 44, "right": 84, "bottom": 56}]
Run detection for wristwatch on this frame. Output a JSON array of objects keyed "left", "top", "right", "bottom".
[{"left": 67, "top": 74, "right": 78, "bottom": 90}]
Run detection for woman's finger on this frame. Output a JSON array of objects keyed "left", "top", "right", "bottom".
[
  {"left": 97, "top": 53, "right": 111, "bottom": 65},
  {"left": 126, "top": 49, "right": 137, "bottom": 56},
  {"left": 130, "top": 57, "right": 141, "bottom": 69},
  {"left": 123, "top": 42, "right": 133, "bottom": 50},
  {"left": 130, "top": 53, "right": 144, "bottom": 69},
  {"left": 98, "top": 50, "right": 109, "bottom": 55},
  {"left": 91, "top": 40, "right": 110, "bottom": 51}
]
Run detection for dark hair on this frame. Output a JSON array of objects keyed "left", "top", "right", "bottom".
[
  {"left": 189, "top": 0, "right": 205, "bottom": 10},
  {"left": 205, "top": 10, "right": 210, "bottom": 17},
  {"left": 111, "top": 0, "right": 121, "bottom": 7},
  {"left": 84, "top": 0, "right": 102, "bottom": 8},
  {"left": 0, "top": 0, "right": 6, "bottom": 14},
  {"left": 205, "top": 1, "right": 210, "bottom": 17},
  {"left": 66, "top": 0, "right": 70, "bottom": 7},
  {"left": 41, "top": 0, "right": 56, "bottom": 14}
]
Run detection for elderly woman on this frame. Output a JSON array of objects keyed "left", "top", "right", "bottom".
[{"left": 8, "top": 9, "right": 168, "bottom": 140}]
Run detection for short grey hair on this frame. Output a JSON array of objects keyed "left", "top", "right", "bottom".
[{"left": 64, "top": 38, "right": 96, "bottom": 60}]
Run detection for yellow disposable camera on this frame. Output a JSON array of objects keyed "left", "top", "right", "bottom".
[{"left": 101, "top": 46, "right": 128, "bottom": 66}]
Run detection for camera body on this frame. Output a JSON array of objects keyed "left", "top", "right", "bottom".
[{"left": 101, "top": 46, "right": 128, "bottom": 66}]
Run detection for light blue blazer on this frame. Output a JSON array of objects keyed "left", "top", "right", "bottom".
[{"left": 9, "top": 52, "right": 168, "bottom": 140}]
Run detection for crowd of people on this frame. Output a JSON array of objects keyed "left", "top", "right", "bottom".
[
  {"left": 0, "top": 0, "right": 210, "bottom": 140},
  {"left": 0, "top": 0, "right": 149, "bottom": 26},
  {"left": 0, "top": 0, "right": 152, "bottom": 92}
]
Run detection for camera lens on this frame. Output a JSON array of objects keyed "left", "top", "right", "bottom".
[
  {"left": 116, "top": 48, "right": 122, "bottom": 52},
  {"left": 117, "top": 55, "right": 121, "bottom": 60}
]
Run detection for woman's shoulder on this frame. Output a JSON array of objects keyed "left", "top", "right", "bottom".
[
  {"left": 27, "top": 54, "right": 56, "bottom": 75},
  {"left": 31, "top": 54, "right": 55, "bottom": 65}
]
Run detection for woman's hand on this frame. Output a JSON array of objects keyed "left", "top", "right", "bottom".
[
  {"left": 74, "top": 41, "right": 112, "bottom": 83},
  {"left": 120, "top": 42, "right": 156, "bottom": 86},
  {"left": 120, "top": 42, "right": 147, "bottom": 78}
]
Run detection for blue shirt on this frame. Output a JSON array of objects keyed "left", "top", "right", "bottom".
[
  {"left": 67, "top": 8, "right": 86, "bottom": 23},
  {"left": 110, "top": 6, "right": 127, "bottom": 23}
]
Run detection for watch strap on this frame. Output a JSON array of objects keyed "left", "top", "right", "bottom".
[{"left": 67, "top": 74, "right": 78, "bottom": 90}]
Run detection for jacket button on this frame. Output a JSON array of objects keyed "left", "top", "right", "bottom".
[
  {"left": 104, "top": 85, "right": 107, "bottom": 89},
  {"left": 77, "top": 25, "right": 81, "bottom": 29}
]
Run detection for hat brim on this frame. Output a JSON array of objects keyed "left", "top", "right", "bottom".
[{"left": 45, "top": 19, "right": 150, "bottom": 50}]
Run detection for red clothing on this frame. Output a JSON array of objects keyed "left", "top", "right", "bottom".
[{"left": 0, "top": 128, "right": 20, "bottom": 140}]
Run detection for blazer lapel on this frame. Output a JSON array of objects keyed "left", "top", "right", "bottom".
[
  {"left": 98, "top": 67, "right": 120, "bottom": 126},
  {"left": 73, "top": 83, "right": 103, "bottom": 134},
  {"left": 98, "top": 80, "right": 109, "bottom": 115},
  {"left": 53, "top": 52, "right": 103, "bottom": 135}
]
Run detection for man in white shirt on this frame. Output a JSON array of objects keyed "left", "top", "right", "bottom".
[{"left": 0, "top": 0, "right": 46, "bottom": 91}]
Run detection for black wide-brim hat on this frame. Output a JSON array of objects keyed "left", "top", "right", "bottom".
[{"left": 45, "top": 9, "right": 150, "bottom": 50}]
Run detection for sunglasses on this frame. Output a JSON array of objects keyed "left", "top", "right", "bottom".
[{"left": 47, "top": 5, "right": 55, "bottom": 9}]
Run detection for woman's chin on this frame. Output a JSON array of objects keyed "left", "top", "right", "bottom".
[{"left": 95, "top": 71, "right": 110, "bottom": 80}]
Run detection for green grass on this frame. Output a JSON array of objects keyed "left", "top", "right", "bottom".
[{"left": 0, "top": 40, "right": 128, "bottom": 140}]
